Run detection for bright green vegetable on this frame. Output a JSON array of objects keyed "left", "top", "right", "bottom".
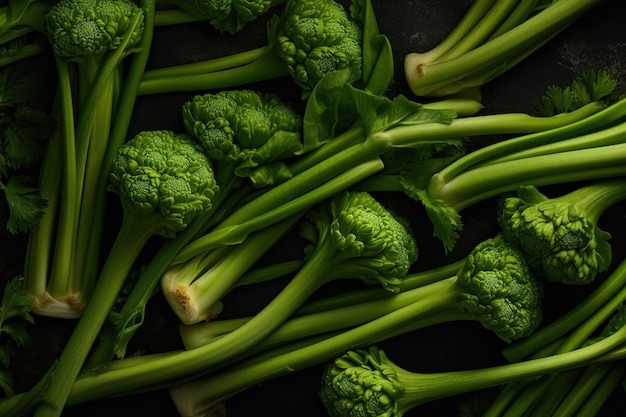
[
  {"left": 318, "top": 325, "right": 626, "bottom": 417},
  {"left": 404, "top": 0, "right": 604, "bottom": 97},
  {"left": 139, "top": 0, "right": 364, "bottom": 97},
  {"left": 165, "top": 188, "right": 418, "bottom": 325},
  {"left": 154, "top": 0, "right": 285, "bottom": 34},
  {"left": 23, "top": 190, "right": 416, "bottom": 404},
  {"left": 26, "top": 129, "right": 219, "bottom": 417},
  {"left": 498, "top": 180, "right": 626, "bottom": 286},
  {"left": 482, "top": 259, "right": 626, "bottom": 417},
  {"left": 22, "top": 0, "right": 146, "bottom": 318},
  {"left": 163, "top": 234, "right": 543, "bottom": 415},
  {"left": 84, "top": 88, "right": 303, "bottom": 366}
]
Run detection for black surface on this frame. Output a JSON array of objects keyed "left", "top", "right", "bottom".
[{"left": 3, "top": 1, "right": 626, "bottom": 416}]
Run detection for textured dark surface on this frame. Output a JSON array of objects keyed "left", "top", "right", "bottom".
[{"left": 2, "top": 1, "right": 626, "bottom": 416}]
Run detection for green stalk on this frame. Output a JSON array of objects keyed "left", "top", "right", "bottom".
[
  {"left": 40, "top": 55, "right": 80, "bottom": 317},
  {"left": 405, "top": 0, "right": 602, "bottom": 97},
  {"left": 173, "top": 155, "right": 386, "bottom": 263},
  {"left": 179, "top": 275, "right": 462, "bottom": 350},
  {"left": 174, "top": 104, "right": 602, "bottom": 264},
  {"left": 162, "top": 214, "right": 303, "bottom": 325},
  {"left": 141, "top": 46, "right": 269, "bottom": 80},
  {"left": 153, "top": 7, "right": 208, "bottom": 26},
  {"left": 138, "top": 46, "right": 289, "bottom": 95},
  {"left": 435, "top": 0, "right": 521, "bottom": 62},
  {"left": 428, "top": 142, "right": 626, "bottom": 211},
  {"left": 31, "top": 211, "right": 164, "bottom": 417},
  {"left": 563, "top": 363, "right": 625, "bottom": 417}
]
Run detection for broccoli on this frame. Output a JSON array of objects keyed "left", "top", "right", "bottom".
[
  {"left": 319, "top": 323, "right": 626, "bottom": 417},
  {"left": 153, "top": 0, "right": 285, "bottom": 34},
  {"left": 138, "top": 0, "right": 364, "bottom": 97},
  {"left": 403, "top": 0, "right": 604, "bottom": 97},
  {"left": 21, "top": 0, "right": 149, "bottom": 318},
  {"left": 158, "top": 235, "right": 543, "bottom": 415},
  {"left": 30, "top": 190, "right": 417, "bottom": 404},
  {"left": 24, "top": 129, "right": 218, "bottom": 417},
  {"left": 164, "top": 189, "right": 417, "bottom": 325},
  {"left": 498, "top": 179, "right": 626, "bottom": 285},
  {"left": 482, "top": 254, "right": 626, "bottom": 417},
  {"left": 83, "top": 88, "right": 303, "bottom": 367}
]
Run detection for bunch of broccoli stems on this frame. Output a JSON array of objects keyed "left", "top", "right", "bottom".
[{"left": 1, "top": 0, "right": 626, "bottom": 416}]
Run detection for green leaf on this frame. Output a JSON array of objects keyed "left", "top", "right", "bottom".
[
  {"left": 409, "top": 187, "right": 463, "bottom": 253},
  {"left": 301, "top": 67, "right": 362, "bottom": 152},
  {"left": 350, "top": 0, "right": 394, "bottom": 95},
  {"left": 0, "top": 175, "right": 48, "bottom": 234},
  {"left": 2, "top": 105, "right": 51, "bottom": 170}
]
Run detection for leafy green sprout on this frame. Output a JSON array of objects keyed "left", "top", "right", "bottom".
[
  {"left": 139, "top": 0, "right": 363, "bottom": 97},
  {"left": 498, "top": 179, "right": 626, "bottom": 285}
]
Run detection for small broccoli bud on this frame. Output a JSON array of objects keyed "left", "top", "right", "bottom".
[
  {"left": 108, "top": 130, "right": 219, "bottom": 238},
  {"left": 320, "top": 346, "right": 402, "bottom": 417},
  {"left": 276, "top": 0, "right": 363, "bottom": 92},
  {"left": 199, "top": 0, "right": 274, "bottom": 34},
  {"left": 300, "top": 191, "right": 418, "bottom": 292},
  {"left": 182, "top": 89, "right": 302, "bottom": 186},
  {"left": 46, "top": 0, "right": 144, "bottom": 62},
  {"left": 457, "top": 234, "right": 543, "bottom": 342},
  {"left": 498, "top": 183, "right": 622, "bottom": 285}
]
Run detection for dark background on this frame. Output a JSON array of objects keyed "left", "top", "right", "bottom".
[{"left": 2, "top": 0, "right": 626, "bottom": 416}]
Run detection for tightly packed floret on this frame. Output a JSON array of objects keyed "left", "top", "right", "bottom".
[
  {"left": 182, "top": 89, "right": 302, "bottom": 186},
  {"left": 276, "top": 0, "right": 362, "bottom": 92},
  {"left": 320, "top": 346, "right": 402, "bottom": 417},
  {"left": 45, "top": 0, "right": 144, "bottom": 62},
  {"left": 457, "top": 233, "right": 543, "bottom": 342},
  {"left": 498, "top": 184, "right": 616, "bottom": 285},
  {"left": 194, "top": 0, "right": 276, "bottom": 34},
  {"left": 299, "top": 191, "right": 418, "bottom": 292},
  {"left": 108, "top": 130, "right": 219, "bottom": 237}
]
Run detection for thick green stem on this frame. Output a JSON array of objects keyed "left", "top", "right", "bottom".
[
  {"left": 162, "top": 214, "right": 302, "bottom": 325},
  {"left": 429, "top": 143, "right": 626, "bottom": 211},
  {"left": 405, "top": 0, "right": 602, "bottom": 97},
  {"left": 137, "top": 47, "right": 289, "bottom": 95},
  {"left": 180, "top": 276, "right": 460, "bottom": 350},
  {"left": 31, "top": 212, "right": 157, "bottom": 417},
  {"left": 142, "top": 46, "right": 268, "bottom": 80},
  {"left": 393, "top": 325, "right": 626, "bottom": 413},
  {"left": 173, "top": 153, "right": 385, "bottom": 263},
  {"left": 65, "top": 227, "right": 394, "bottom": 403}
]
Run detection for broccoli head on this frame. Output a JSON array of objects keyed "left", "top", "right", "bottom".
[
  {"left": 46, "top": 0, "right": 144, "bottom": 64},
  {"left": 498, "top": 182, "right": 624, "bottom": 285},
  {"left": 321, "top": 346, "right": 401, "bottom": 417},
  {"left": 457, "top": 233, "right": 544, "bottom": 342},
  {"left": 276, "top": 0, "right": 363, "bottom": 92},
  {"left": 195, "top": 0, "right": 276, "bottom": 34},
  {"left": 182, "top": 89, "right": 302, "bottom": 186},
  {"left": 108, "top": 130, "right": 219, "bottom": 238},
  {"left": 299, "top": 191, "right": 418, "bottom": 292}
]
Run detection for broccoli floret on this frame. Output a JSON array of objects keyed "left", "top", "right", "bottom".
[
  {"left": 182, "top": 89, "right": 303, "bottom": 187},
  {"left": 139, "top": 0, "right": 363, "bottom": 97},
  {"left": 154, "top": 0, "right": 279, "bottom": 34},
  {"left": 320, "top": 331, "right": 626, "bottom": 417},
  {"left": 498, "top": 180, "right": 626, "bottom": 285},
  {"left": 109, "top": 130, "right": 219, "bottom": 238},
  {"left": 46, "top": 0, "right": 144, "bottom": 74}
]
